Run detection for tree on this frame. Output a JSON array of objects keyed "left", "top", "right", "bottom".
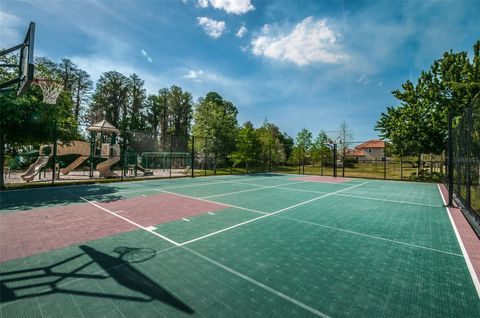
[
  {"left": 311, "top": 130, "right": 332, "bottom": 167},
  {"left": 192, "top": 92, "right": 238, "bottom": 173},
  {"left": 129, "top": 73, "right": 146, "bottom": 131},
  {"left": 72, "top": 69, "right": 93, "bottom": 123},
  {"left": 88, "top": 71, "right": 131, "bottom": 128},
  {"left": 295, "top": 128, "right": 313, "bottom": 166},
  {"left": 167, "top": 85, "right": 193, "bottom": 151},
  {"left": 257, "top": 119, "right": 287, "bottom": 168},
  {"left": 231, "top": 121, "right": 261, "bottom": 172}
]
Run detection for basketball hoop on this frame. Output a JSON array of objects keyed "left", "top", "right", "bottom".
[{"left": 33, "top": 78, "right": 63, "bottom": 104}]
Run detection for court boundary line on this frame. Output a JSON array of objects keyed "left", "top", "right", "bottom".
[
  {"left": 437, "top": 184, "right": 480, "bottom": 299},
  {"left": 177, "top": 182, "right": 368, "bottom": 246},
  {"left": 275, "top": 215, "right": 463, "bottom": 257},
  {"left": 182, "top": 246, "right": 330, "bottom": 317}
]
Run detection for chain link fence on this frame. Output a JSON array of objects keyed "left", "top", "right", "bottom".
[
  {"left": 447, "top": 99, "right": 480, "bottom": 224},
  {"left": 2, "top": 124, "right": 447, "bottom": 189}
]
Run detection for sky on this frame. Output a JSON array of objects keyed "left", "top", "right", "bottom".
[{"left": 1, "top": 0, "right": 479, "bottom": 141}]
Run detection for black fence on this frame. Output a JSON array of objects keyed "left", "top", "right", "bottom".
[
  {"left": 446, "top": 99, "right": 480, "bottom": 227},
  {"left": 1, "top": 123, "right": 446, "bottom": 189}
]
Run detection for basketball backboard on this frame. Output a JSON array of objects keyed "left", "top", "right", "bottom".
[{"left": 0, "top": 22, "right": 35, "bottom": 95}]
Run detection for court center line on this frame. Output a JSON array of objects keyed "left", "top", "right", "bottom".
[
  {"left": 200, "top": 181, "right": 307, "bottom": 199},
  {"left": 178, "top": 182, "right": 368, "bottom": 246},
  {"left": 182, "top": 246, "right": 331, "bottom": 318},
  {"left": 273, "top": 186, "right": 443, "bottom": 208},
  {"left": 275, "top": 215, "right": 463, "bottom": 257},
  {"left": 437, "top": 184, "right": 480, "bottom": 299}
]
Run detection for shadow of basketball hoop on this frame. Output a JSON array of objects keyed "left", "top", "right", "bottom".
[{"left": 113, "top": 246, "right": 157, "bottom": 263}]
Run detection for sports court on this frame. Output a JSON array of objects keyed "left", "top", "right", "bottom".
[{"left": 1, "top": 173, "right": 480, "bottom": 317}]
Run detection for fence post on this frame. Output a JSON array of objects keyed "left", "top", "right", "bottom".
[
  {"left": 169, "top": 134, "right": 172, "bottom": 179},
  {"left": 342, "top": 143, "right": 345, "bottom": 177},
  {"left": 121, "top": 129, "right": 126, "bottom": 182},
  {"left": 384, "top": 142, "right": 387, "bottom": 180},
  {"left": 447, "top": 111, "right": 454, "bottom": 207},
  {"left": 465, "top": 107, "right": 472, "bottom": 209},
  {"left": 51, "top": 120, "right": 57, "bottom": 185},
  {"left": 191, "top": 135, "right": 194, "bottom": 178},
  {"left": 333, "top": 143, "right": 337, "bottom": 177}
]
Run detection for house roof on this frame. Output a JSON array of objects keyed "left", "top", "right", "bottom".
[
  {"left": 346, "top": 149, "right": 365, "bottom": 157},
  {"left": 355, "top": 140, "right": 385, "bottom": 149}
]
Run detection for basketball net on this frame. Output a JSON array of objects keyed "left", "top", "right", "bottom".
[{"left": 34, "top": 78, "right": 63, "bottom": 104}]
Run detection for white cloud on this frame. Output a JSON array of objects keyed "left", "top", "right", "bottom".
[
  {"left": 184, "top": 70, "right": 205, "bottom": 82},
  {"left": 196, "top": 0, "right": 254, "bottom": 15},
  {"left": 197, "top": 17, "right": 226, "bottom": 39},
  {"left": 196, "top": 0, "right": 209, "bottom": 8},
  {"left": 140, "top": 49, "right": 153, "bottom": 63},
  {"left": 377, "top": 81, "right": 384, "bottom": 87},
  {"left": 236, "top": 23, "right": 248, "bottom": 38},
  {"left": 251, "top": 17, "right": 348, "bottom": 66},
  {"left": 0, "top": 11, "right": 22, "bottom": 48},
  {"left": 357, "top": 75, "right": 369, "bottom": 85}
]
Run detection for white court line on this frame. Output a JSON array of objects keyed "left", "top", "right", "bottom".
[
  {"left": 208, "top": 212, "right": 215, "bottom": 215},
  {"left": 182, "top": 218, "right": 190, "bottom": 222},
  {"left": 68, "top": 193, "right": 182, "bottom": 247},
  {"left": 274, "top": 186, "right": 443, "bottom": 208},
  {"left": 178, "top": 182, "right": 368, "bottom": 246},
  {"left": 437, "top": 184, "right": 480, "bottom": 300},
  {"left": 154, "top": 188, "right": 268, "bottom": 215},
  {"left": 200, "top": 181, "right": 306, "bottom": 199},
  {"left": 276, "top": 215, "right": 462, "bottom": 257},
  {"left": 183, "top": 246, "right": 330, "bottom": 318}
]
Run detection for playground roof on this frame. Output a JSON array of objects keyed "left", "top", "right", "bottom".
[{"left": 87, "top": 120, "right": 120, "bottom": 134}]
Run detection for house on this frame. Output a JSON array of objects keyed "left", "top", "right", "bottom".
[{"left": 346, "top": 140, "right": 386, "bottom": 162}]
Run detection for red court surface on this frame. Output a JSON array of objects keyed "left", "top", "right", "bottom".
[
  {"left": 98, "top": 193, "right": 228, "bottom": 226},
  {"left": 439, "top": 184, "right": 480, "bottom": 282},
  {"left": 290, "top": 175, "right": 353, "bottom": 183},
  {"left": 0, "top": 193, "right": 228, "bottom": 262}
]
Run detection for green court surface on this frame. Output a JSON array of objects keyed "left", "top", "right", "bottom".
[{"left": 1, "top": 173, "right": 480, "bottom": 317}]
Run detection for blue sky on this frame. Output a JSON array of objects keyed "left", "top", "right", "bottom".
[{"left": 1, "top": 0, "right": 479, "bottom": 140}]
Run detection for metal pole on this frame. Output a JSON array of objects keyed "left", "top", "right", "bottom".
[
  {"left": 384, "top": 142, "right": 387, "bottom": 180},
  {"left": 191, "top": 135, "right": 195, "bottom": 178},
  {"left": 465, "top": 107, "right": 472, "bottom": 209},
  {"left": 333, "top": 143, "right": 337, "bottom": 177},
  {"left": 447, "top": 111, "right": 454, "bottom": 207},
  {"left": 51, "top": 120, "right": 57, "bottom": 185},
  {"left": 342, "top": 143, "right": 345, "bottom": 177},
  {"left": 169, "top": 134, "right": 172, "bottom": 179}
]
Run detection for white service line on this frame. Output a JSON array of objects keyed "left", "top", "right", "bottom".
[
  {"left": 183, "top": 246, "right": 330, "bottom": 318},
  {"left": 276, "top": 215, "right": 462, "bottom": 257},
  {"left": 179, "top": 182, "right": 368, "bottom": 246},
  {"left": 437, "top": 184, "right": 480, "bottom": 300},
  {"left": 200, "top": 181, "right": 306, "bottom": 199},
  {"left": 154, "top": 188, "right": 268, "bottom": 215},
  {"left": 274, "top": 186, "right": 443, "bottom": 208}
]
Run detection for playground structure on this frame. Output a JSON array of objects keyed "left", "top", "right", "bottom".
[{"left": 21, "top": 120, "right": 122, "bottom": 182}]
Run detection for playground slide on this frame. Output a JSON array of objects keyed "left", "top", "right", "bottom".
[
  {"left": 97, "top": 156, "right": 120, "bottom": 177},
  {"left": 60, "top": 156, "right": 89, "bottom": 175},
  {"left": 21, "top": 155, "right": 51, "bottom": 182},
  {"left": 136, "top": 164, "right": 153, "bottom": 176}
]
